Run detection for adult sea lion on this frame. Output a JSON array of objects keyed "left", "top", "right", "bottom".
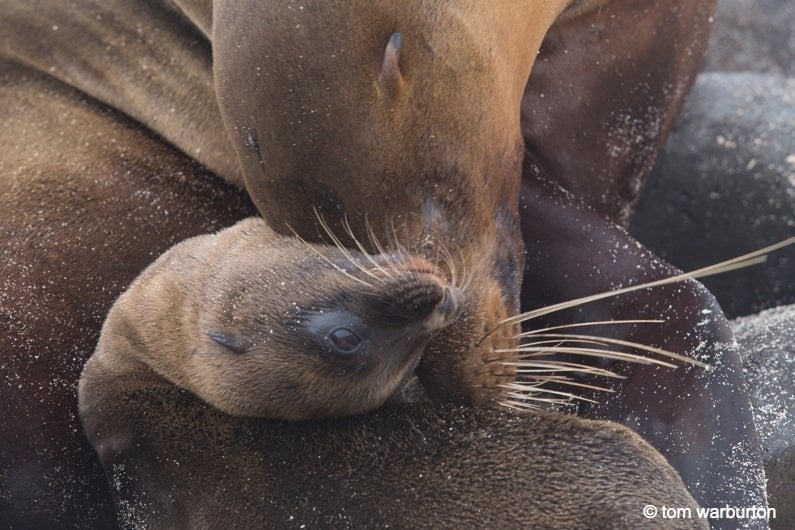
[
  {"left": 212, "top": 0, "right": 554, "bottom": 403},
  {"left": 1, "top": 0, "right": 762, "bottom": 527},
  {"left": 212, "top": 0, "right": 765, "bottom": 524}
]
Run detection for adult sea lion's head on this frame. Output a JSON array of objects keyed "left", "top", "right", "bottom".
[{"left": 213, "top": 0, "right": 569, "bottom": 403}]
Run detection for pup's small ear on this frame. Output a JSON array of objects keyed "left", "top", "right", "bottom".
[{"left": 207, "top": 330, "right": 248, "bottom": 354}]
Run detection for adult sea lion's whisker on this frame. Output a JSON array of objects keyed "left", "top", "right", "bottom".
[
  {"left": 506, "top": 360, "right": 624, "bottom": 379},
  {"left": 518, "top": 319, "right": 666, "bottom": 335},
  {"left": 501, "top": 383, "right": 600, "bottom": 404},
  {"left": 491, "top": 236, "right": 795, "bottom": 333},
  {"left": 520, "top": 337, "right": 615, "bottom": 349},
  {"left": 515, "top": 333, "right": 706, "bottom": 368},
  {"left": 530, "top": 375, "right": 616, "bottom": 394},
  {"left": 497, "top": 346, "right": 678, "bottom": 368},
  {"left": 499, "top": 398, "right": 567, "bottom": 411}
]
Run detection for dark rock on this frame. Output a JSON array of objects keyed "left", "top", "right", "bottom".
[
  {"left": 733, "top": 305, "right": 795, "bottom": 530},
  {"left": 631, "top": 73, "right": 795, "bottom": 318},
  {"left": 704, "top": 0, "right": 795, "bottom": 76}
]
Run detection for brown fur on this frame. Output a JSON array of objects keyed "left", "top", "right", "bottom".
[
  {"left": 77, "top": 216, "right": 706, "bottom": 529},
  {"left": 209, "top": 4, "right": 768, "bottom": 521},
  {"left": 89, "top": 385, "right": 708, "bottom": 530},
  {"left": 1, "top": 0, "right": 759, "bottom": 527},
  {"left": 0, "top": 55, "right": 256, "bottom": 526},
  {"left": 522, "top": 0, "right": 719, "bottom": 225},
  {"left": 212, "top": 0, "right": 574, "bottom": 405},
  {"left": 79, "top": 217, "right": 460, "bottom": 428}
]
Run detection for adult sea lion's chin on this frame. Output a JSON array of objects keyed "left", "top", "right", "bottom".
[{"left": 410, "top": 249, "right": 521, "bottom": 405}]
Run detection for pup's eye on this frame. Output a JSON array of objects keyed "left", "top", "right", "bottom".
[{"left": 328, "top": 328, "right": 361, "bottom": 355}]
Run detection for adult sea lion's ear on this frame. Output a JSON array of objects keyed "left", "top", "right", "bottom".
[{"left": 379, "top": 32, "right": 405, "bottom": 96}]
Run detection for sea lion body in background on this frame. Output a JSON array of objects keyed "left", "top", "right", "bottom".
[
  {"left": 1, "top": 0, "right": 765, "bottom": 527},
  {"left": 0, "top": 59, "right": 256, "bottom": 529},
  {"left": 87, "top": 385, "right": 708, "bottom": 530},
  {"left": 1, "top": 2, "right": 254, "bottom": 524},
  {"left": 514, "top": 3, "right": 768, "bottom": 521}
]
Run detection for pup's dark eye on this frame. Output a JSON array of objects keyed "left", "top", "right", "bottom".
[
  {"left": 306, "top": 312, "right": 368, "bottom": 361},
  {"left": 328, "top": 328, "right": 361, "bottom": 354}
]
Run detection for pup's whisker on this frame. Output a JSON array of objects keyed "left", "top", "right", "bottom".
[
  {"left": 341, "top": 214, "right": 392, "bottom": 279},
  {"left": 313, "top": 208, "right": 384, "bottom": 283},
  {"left": 286, "top": 224, "right": 375, "bottom": 289},
  {"left": 438, "top": 244, "right": 458, "bottom": 289},
  {"left": 364, "top": 213, "right": 388, "bottom": 257}
]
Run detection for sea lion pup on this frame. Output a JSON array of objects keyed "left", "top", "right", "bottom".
[
  {"left": 76, "top": 218, "right": 705, "bottom": 530},
  {"left": 79, "top": 216, "right": 462, "bottom": 440},
  {"left": 85, "top": 387, "right": 708, "bottom": 530}
]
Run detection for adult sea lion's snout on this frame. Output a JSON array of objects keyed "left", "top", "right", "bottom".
[{"left": 416, "top": 249, "right": 523, "bottom": 405}]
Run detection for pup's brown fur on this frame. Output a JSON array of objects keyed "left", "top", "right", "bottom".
[{"left": 79, "top": 217, "right": 460, "bottom": 430}]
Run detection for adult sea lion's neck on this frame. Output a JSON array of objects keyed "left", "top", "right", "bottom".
[{"left": 1, "top": 0, "right": 243, "bottom": 187}]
